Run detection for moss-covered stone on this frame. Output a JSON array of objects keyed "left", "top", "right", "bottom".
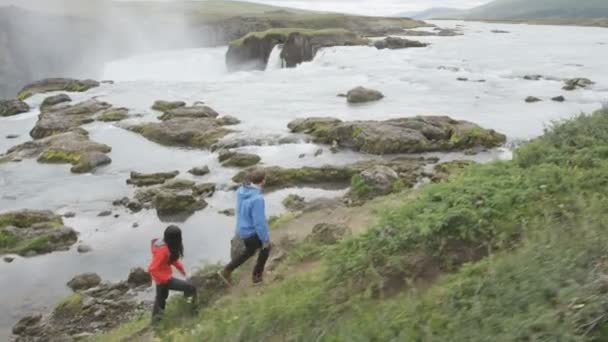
[
  {"left": 151, "top": 100, "right": 186, "bottom": 112},
  {"left": 221, "top": 153, "right": 261, "bottom": 168},
  {"left": 282, "top": 194, "right": 306, "bottom": 211},
  {"left": 233, "top": 165, "right": 357, "bottom": 190},
  {"left": 54, "top": 293, "right": 83, "bottom": 317},
  {"left": 288, "top": 116, "right": 506, "bottom": 154},
  {"left": 0, "top": 99, "right": 29, "bottom": 117},
  {"left": 17, "top": 78, "right": 99, "bottom": 100},
  {"left": 97, "top": 108, "right": 128, "bottom": 122},
  {"left": 129, "top": 118, "right": 233, "bottom": 150},
  {"left": 0, "top": 210, "right": 76, "bottom": 256},
  {"left": 127, "top": 170, "right": 179, "bottom": 187}
]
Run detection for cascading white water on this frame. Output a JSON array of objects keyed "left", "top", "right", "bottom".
[{"left": 266, "top": 44, "right": 284, "bottom": 70}]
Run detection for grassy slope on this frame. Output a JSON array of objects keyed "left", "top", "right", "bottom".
[
  {"left": 466, "top": 0, "right": 608, "bottom": 20},
  {"left": 96, "top": 108, "right": 608, "bottom": 341}
]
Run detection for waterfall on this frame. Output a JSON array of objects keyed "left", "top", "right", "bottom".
[{"left": 266, "top": 44, "right": 284, "bottom": 70}]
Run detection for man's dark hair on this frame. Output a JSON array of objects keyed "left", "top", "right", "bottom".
[{"left": 248, "top": 168, "right": 266, "bottom": 185}]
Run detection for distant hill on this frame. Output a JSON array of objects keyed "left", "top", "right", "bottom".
[
  {"left": 401, "top": 7, "right": 467, "bottom": 20},
  {"left": 464, "top": 0, "right": 608, "bottom": 20}
]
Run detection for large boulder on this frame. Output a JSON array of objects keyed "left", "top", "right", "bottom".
[
  {"left": 288, "top": 116, "right": 506, "bottom": 155},
  {"left": 30, "top": 99, "right": 113, "bottom": 139},
  {"left": 374, "top": 37, "right": 428, "bottom": 50},
  {"left": 5, "top": 128, "right": 112, "bottom": 173},
  {"left": 17, "top": 78, "right": 99, "bottom": 100},
  {"left": 128, "top": 117, "right": 233, "bottom": 150},
  {"left": 358, "top": 165, "right": 399, "bottom": 196},
  {"left": 346, "top": 86, "right": 384, "bottom": 104},
  {"left": 158, "top": 105, "right": 220, "bottom": 121},
  {"left": 0, "top": 210, "right": 76, "bottom": 256},
  {"left": 0, "top": 99, "right": 29, "bottom": 117},
  {"left": 217, "top": 115, "right": 241, "bottom": 126},
  {"left": 282, "top": 194, "right": 306, "bottom": 211},
  {"left": 67, "top": 273, "right": 101, "bottom": 291},
  {"left": 97, "top": 108, "right": 129, "bottom": 122},
  {"left": 40, "top": 94, "right": 71, "bottom": 110},
  {"left": 226, "top": 28, "right": 368, "bottom": 71}
]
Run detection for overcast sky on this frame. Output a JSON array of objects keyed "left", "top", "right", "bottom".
[
  {"left": 0, "top": 0, "right": 495, "bottom": 16},
  {"left": 243, "top": 0, "right": 493, "bottom": 15}
]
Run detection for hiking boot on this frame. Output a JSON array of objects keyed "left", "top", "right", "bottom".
[
  {"left": 218, "top": 269, "right": 232, "bottom": 286},
  {"left": 252, "top": 273, "right": 263, "bottom": 285}
]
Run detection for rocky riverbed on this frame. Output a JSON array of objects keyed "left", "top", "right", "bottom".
[{"left": 0, "top": 20, "right": 607, "bottom": 340}]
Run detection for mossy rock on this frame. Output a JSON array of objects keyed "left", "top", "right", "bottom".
[
  {"left": 282, "top": 194, "right": 306, "bottom": 211},
  {"left": 0, "top": 210, "right": 63, "bottom": 229},
  {"left": 54, "top": 293, "right": 83, "bottom": 317},
  {"left": 221, "top": 153, "right": 261, "bottom": 168},
  {"left": 127, "top": 171, "right": 179, "bottom": 187},
  {"left": 98, "top": 108, "right": 128, "bottom": 122},
  {"left": 18, "top": 78, "right": 99, "bottom": 100},
  {"left": 151, "top": 100, "right": 186, "bottom": 113},
  {"left": 233, "top": 165, "right": 357, "bottom": 190},
  {"left": 128, "top": 118, "right": 233, "bottom": 150}
]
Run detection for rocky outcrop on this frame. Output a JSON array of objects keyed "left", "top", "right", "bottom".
[
  {"left": 127, "top": 267, "right": 151, "bottom": 288},
  {"left": 0, "top": 99, "right": 29, "bottom": 117},
  {"left": 233, "top": 157, "right": 430, "bottom": 195},
  {"left": 562, "top": 78, "right": 594, "bottom": 91},
  {"left": 374, "top": 37, "right": 428, "bottom": 50},
  {"left": 211, "top": 135, "right": 302, "bottom": 151},
  {"left": 288, "top": 116, "right": 506, "bottom": 155},
  {"left": 17, "top": 78, "right": 99, "bottom": 100},
  {"left": 4, "top": 128, "right": 112, "bottom": 173},
  {"left": 30, "top": 99, "right": 113, "bottom": 139},
  {"left": 119, "top": 179, "right": 216, "bottom": 221},
  {"left": 13, "top": 274, "right": 148, "bottom": 341},
  {"left": 126, "top": 170, "right": 179, "bottom": 187},
  {"left": 129, "top": 117, "right": 233, "bottom": 150},
  {"left": 220, "top": 152, "right": 261, "bottom": 168},
  {"left": 226, "top": 28, "right": 368, "bottom": 71},
  {"left": 346, "top": 86, "right": 384, "bottom": 104},
  {"left": 0, "top": 210, "right": 77, "bottom": 256},
  {"left": 158, "top": 105, "right": 219, "bottom": 121}
]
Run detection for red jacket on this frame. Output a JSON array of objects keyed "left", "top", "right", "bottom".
[{"left": 147, "top": 239, "right": 185, "bottom": 285}]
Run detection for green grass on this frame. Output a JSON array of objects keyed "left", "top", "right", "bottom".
[
  {"left": 103, "top": 109, "right": 608, "bottom": 341},
  {"left": 229, "top": 28, "right": 354, "bottom": 47},
  {"left": 88, "top": 317, "right": 150, "bottom": 342},
  {"left": 54, "top": 293, "right": 83, "bottom": 317}
]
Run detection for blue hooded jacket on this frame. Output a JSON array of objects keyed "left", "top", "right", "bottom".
[{"left": 235, "top": 185, "right": 269, "bottom": 242}]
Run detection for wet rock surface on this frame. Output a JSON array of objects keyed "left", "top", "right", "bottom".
[
  {"left": 126, "top": 170, "right": 179, "bottom": 187},
  {"left": 220, "top": 152, "right": 261, "bottom": 168},
  {"left": 288, "top": 116, "right": 506, "bottom": 154},
  {"left": 346, "top": 86, "right": 384, "bottom": 104},
  {"left": 120, "top": 179, "right": 216, "bottom": 220},
  {"left": 151, "top": 100, "right": 186, "bottom": 112},
  {"left": 158, "top": 105, "right": 220, "bottom": 121},
  {"left": 217, "top": 115, "right": 241, "bottom": 126},
  {"left": 188, "top": 165, "right": 210, "bottom": 176},
  {"left": 30, "top": 99, "right": 112, "bottom": 139},
  {"left": 13, "top": 273, "right": 148, "bottom": 342},
  {"left": 525, "top": 96, "right": 542, "bottom": 103},
  {"left": 129, "top": 117, "right": 234, "bottom": 150},
  {"left": 97, "top": 108, "right": 129, "bottom": 122},
  {"left": 0, "top": 99, "right": 29, "bottom": 117},
  {"left": 374, "top": 37, "right": 428, "bottom": 50},
  {"left": 0, "top": 210, "right": 78, "bottom": 257},
  {"left": 551, "top": 95, "right": 566, "bottom": 102},
  {"left": 40, "top": 94, "right": 71, "bottom": 110},
  {"left": 17, "top": 78, "right": 99, "bottom": 100},
  {"left": 4, "top": 128, "right": 112, "bottom": 173}
]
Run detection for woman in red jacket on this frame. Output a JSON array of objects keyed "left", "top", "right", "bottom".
[{"left": 148, "top": 225, "right": 197, "bottom": 321}]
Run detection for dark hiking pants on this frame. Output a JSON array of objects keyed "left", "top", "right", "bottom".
[
  {"left": 152, "top": 277, "right": 197, "bottom": 319},
  {"left": 225, "top": 235, "right": 270, "bottom": 279}
]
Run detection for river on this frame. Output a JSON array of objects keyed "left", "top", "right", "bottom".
[{"left": 0, "top": 20, "right": 607, "bottom": 339}]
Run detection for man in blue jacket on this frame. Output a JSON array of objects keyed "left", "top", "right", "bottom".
[{"left": 220, "top": 168, "right": 271, "bottom": 285}]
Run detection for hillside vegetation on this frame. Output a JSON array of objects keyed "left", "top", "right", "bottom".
[
  {"left": 95, "top": 108, "right": 608, "bottom": 341},
  {"left": 466, "top": 0, "right": 608, "bottom": 20}
]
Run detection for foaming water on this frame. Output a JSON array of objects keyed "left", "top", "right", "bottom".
[{"left": 0, "top": 20, "right": 607, "bottom": 339}]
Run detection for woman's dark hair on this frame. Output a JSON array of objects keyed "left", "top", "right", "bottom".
[{"left": 164, "top": 225, "right": 184, "bottom": 263}]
